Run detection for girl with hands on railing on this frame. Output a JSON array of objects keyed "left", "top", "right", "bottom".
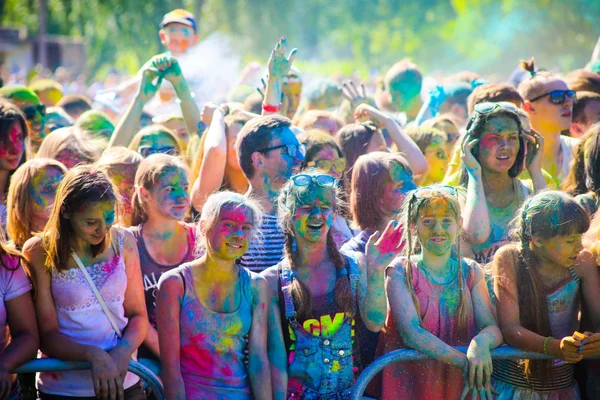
[
  {"left": 492, "top": 191, "right": 600, "bottom": 398},
  {"left": 380, "top": 185, "right": 502, "bottom": 400}
]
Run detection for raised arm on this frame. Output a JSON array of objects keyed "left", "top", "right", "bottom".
[
  {"left": 190, "top": 106, "right": 227, "bottom": 212},
  {"left": 156, "top": 272, "right": 186, "bottom": 400},
  {"left": 108, "top": 58, "right": 162, "bottom": 149},
  {"left": 460, "top": 135, "right": 491, "bottom": 245},
  {"left": 262, "top": 38, "right": 297, "bottom": 116},
  {"left": 353, "top": 104, "right": 428, "bottom": 176}
]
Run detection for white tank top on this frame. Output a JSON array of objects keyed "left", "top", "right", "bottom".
[{"left": 37, "top": 230, "right": 139, "bottom": 396}]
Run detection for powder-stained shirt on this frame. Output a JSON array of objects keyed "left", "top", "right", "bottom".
[{"left": 238, "top": 213, "right": 285, "bottom": 273}]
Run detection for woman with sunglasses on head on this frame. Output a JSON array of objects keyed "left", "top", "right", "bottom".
[
  {"left": 519, "top": 58, "right": 578, "bottom": 189},
  {"left": 459, "top": 101, "right": 546, "bottom": 266},
  {"left": 0, "top": 101, "right": 27, "bottom": 236},
  {"left": 127, "top": 125, "right": 183, "bottom": 159},
  {"left": 300, "top": 130, "right": 354, "bottom": 246},
  {"left": 380, "top": 185, "right": 502, "bottom": 400},
  {"left": 261, "top": 170, "right": 404, "bottom": 399}
]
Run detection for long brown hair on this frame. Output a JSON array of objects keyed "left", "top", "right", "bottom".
[
  {"left": 43, "top": 165, "right": 120, "bottom": 271},
  {"left": 400, "top": 185, "right": 471, "bottom": 337},
  {"left": 510, "top": 191, "right": 590, "bottom": 381},
  {"left": 278, "top": 170, "right": 353, "bottom": 321},
  {"left": 7, "top": 158, "right": 67, "bottom": 248},
  {"left": 131, "top": 154, "right": 189, "bottom": 226},
  {"left": 351, "top": 152, "right": 412, "bottom": 231}
]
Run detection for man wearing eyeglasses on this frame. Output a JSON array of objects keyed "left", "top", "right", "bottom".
[
  {"left": 234, "top": 114, "right": 305, "bottom": 273},
  {"left": 519, "top": 72, "right": 577, "bottom": 188},
  {"left": 0, "top": 85, "right": 46, "bottom": 154}
]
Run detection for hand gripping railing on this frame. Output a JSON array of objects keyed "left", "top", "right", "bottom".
[
  {"left": 13, "top": 359, "right": 164, "bottom": 400},
  {"left": 351, "top": 345, "right": 597, "bottom": 400}
]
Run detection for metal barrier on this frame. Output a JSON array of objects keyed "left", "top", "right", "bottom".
[
  {"left": 14, "top": 359, "right": 165, "bottom": 400},
  {"left": 351, "top": 345, "right": 596, "bottom": 399}
]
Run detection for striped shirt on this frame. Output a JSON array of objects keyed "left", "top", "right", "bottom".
[{"left": 239, "top": 213, "right": 285, "bottom": 273}]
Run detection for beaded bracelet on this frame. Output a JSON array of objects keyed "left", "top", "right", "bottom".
[{"left": 543, "top": 336, "right": 554, "bottom": 355}]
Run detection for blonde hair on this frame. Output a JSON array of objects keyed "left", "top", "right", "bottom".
[
  {"left": 96, "top": 147, "right": 143, "bottom": 181},
  {"left": 36, "top": 127, "right": 102, "bottom": 166},
  {"left": 7, "top": 158, "right": 67, "bottom": 248},
  {"left": 131, "top": 154, "right": 190, "bottom": 226},
  {"left": 400, "top": 185, "right": 471, "bottom": 336},
  {"left": 195, "top": 191, "right": 263, "bottom": 257}
]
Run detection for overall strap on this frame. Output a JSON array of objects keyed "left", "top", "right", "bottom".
[{"left": 278, "top": 260, "right": 298, "bottom": 321}]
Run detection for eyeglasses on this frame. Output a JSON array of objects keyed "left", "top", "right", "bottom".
[
  {"left": 412, "top": 185, "right": 457, "bottom": 199},
  {"left": 307, "top": 158, "right": 347, "bottom": 173},
  {"left": 22, "top": 104, "right": 46, "bottom": 120},
  {"left": 529, "top": 90, "right": 576, "bottom": 105},
  {"left": 473, "top": 101, "right": 518, "bottom": 115},
  {"left": 291, "top": 174, "right": 337, "bottom": 188},
  {"left": 257, "top": 143, "right": 306, "bottom": 158},
  {"left": 138, "top": 145, "right": 178, "bottom": 158}
]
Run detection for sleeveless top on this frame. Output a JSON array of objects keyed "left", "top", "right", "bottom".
[
  {"left": 38, "top": 229, "right": 139, "bottom": 397},
  {"left": 130, "top": 223, "right": 196, "bottom": 359},
  {"left": 492, "top": 268, "right": 581, "bottom": 392},
  {"left": 380, "top": 256, "right": 481, "bottom": 400},
  {"left": 169, "top": 262, "right": 253, "bottom": 399}
]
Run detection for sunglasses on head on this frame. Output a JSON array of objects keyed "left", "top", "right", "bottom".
[
  {"left": 307, "top": 158, "right": 347, "bottom": 173},
  {"left": 291, "top": 174, "right": 337, "bottom": 188},
  {"left": 412, "top": 185, "right": 457, "bottom": 200},
  {"left": 530, "top": 90, "right": 576, "bottom": 105},
  {"left": 257, "top": 143, "right": 306, "bottom": 158},
  {"left": 473, "top": 101, "right": 518, "bottom": 115},
  {"left": 22, "top": 104, "right": 46, "bottom": 120},
  {"left": 138, "top": 145, "right": 178, "bottom": 158}
]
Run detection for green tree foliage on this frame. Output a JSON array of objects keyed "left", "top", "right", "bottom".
[{"left": 1, "top": 0, "right": 599, "bottom": 78}]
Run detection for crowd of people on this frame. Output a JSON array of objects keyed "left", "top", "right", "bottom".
[{"left": 1, "top": 7, "right": 600, "bottom": 400}]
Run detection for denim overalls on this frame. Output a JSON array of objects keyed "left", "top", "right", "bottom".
[{"left": 279, "top": 256, "right": 360, "bottom": 399}]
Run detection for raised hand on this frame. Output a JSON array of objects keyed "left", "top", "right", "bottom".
[
  {"left": 365, "top": 221, "right": 405, "bottom": 272},
  {"left": 267, "top": 37, "right": 297, "bottom": 81},
  {"left": 460, "top": 134, "right": 481, "bottom": 176},
  {"left": 342, "top": 80, "right": 369, "bottom": 109},
  {"left": 521, "top": 129, "right": 544, "bottom": 172},
  {"left": 137, "top": 66, "right": 162, "bottom": 103},
  {"left": 353, "top": 103, "right": 388, "bottom": 126}
]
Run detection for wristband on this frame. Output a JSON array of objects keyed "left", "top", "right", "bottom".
[
  {"left": 262, "top": 103, "right": 282, "bottom": 113},
  {"left": 543, "top": 336, "right": 553, "bottom": 355}
]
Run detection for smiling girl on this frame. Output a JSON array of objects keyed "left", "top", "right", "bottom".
[
  {"left": 23, "top": 165, "right": 148, "bottom": 400},
  {"left": 261, "top": 170, "right": 404, "bottom": 399},
  {"left": 156, "top": 191, "right": 271, "bottom": 400},
  {"left": 459, "top": 102, "right": 546, "bottom": 265},
  {"left": 492, "top": 191, "right": 600, "bottom": 399},
  {"left": 380, "top": 185, "right": 502, "bottom": 399},
  {"left": 129, "top": 154, "right": 194, "bottom": 374},
  {"left": 6, "top": 158, "right": 66, "bottom": 248}
]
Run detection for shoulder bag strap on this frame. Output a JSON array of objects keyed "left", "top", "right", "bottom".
[{"left": 71, "top": 251, "right": 123, "bottom": 338}]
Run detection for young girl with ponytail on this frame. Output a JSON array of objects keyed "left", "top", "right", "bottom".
[
  {"left": 261, "top": 170, "right": 404, "bottom": 399},
  {"left": 129, "top": 154, "right": 194, "bottom": 373},
  {"left": 492, "top": 191, "right": 600, "bottom": 399},
  {"left": 381, "top": 185, "right": 502, "bottom": 399}
]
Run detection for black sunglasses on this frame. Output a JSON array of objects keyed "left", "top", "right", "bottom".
[
  {"left": 22, "top": 104, "right": 46, "bottom": 120},
  {"left": 257, "top": 143, "right": 306, "bottom": 158},
  {"left": 291, "top": 174, "right": 336, "bottom": 188},
  {"left": 530, "top": 90, "right": 576, "bottom": 105}
]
